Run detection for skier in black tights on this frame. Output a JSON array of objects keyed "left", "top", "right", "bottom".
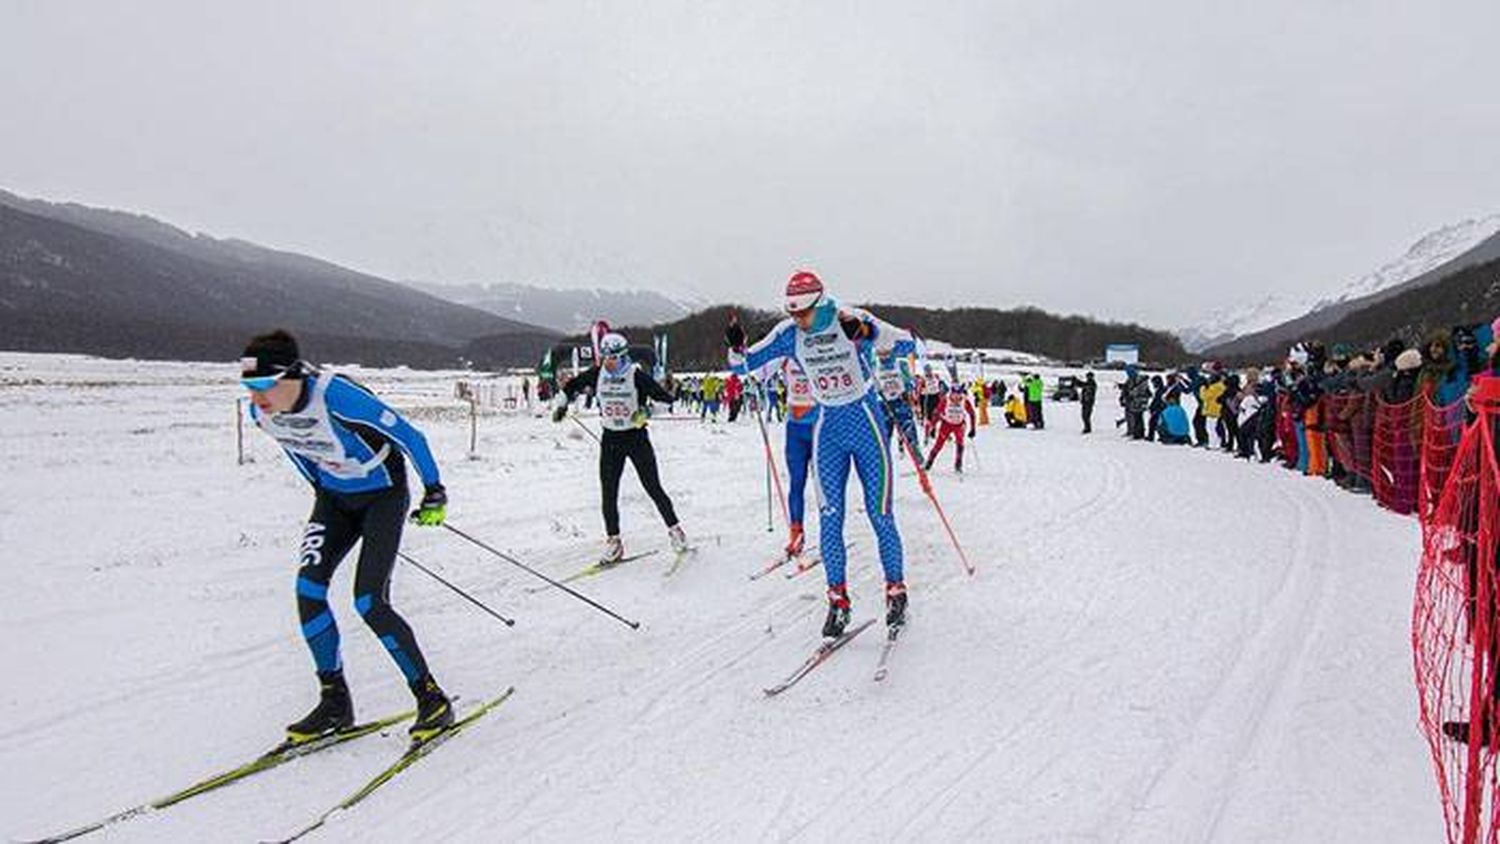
[
  {"left": 554, "top": 332, "right": 690, "bottom": 563},
  {"left": 241, "top": 330, "right": 453, "bottom": 744}
]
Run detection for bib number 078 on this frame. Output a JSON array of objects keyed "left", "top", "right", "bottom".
[{"left": 816, "top": 372, "right": 854, "bottom": 391}]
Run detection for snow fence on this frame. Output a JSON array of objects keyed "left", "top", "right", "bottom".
[{"left": 1413, "top": 377, "right": 1500, "bottom": 844}]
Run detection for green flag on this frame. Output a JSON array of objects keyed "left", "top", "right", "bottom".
[{"left": 538, "top": 347, "right": 554, "bottom": 382}]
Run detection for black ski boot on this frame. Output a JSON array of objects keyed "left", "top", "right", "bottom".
[
  {"left": 885, "top": 581, "right": 908, "bottom": 630},
  {"left": 287, "top": 672, "right": 354, "bottom": 743},
  {"left": 409, "top": 675, "right": 454, "bottom": 742},
  {"left": 822, "top": 585, "right": 851, "bottom": 639}
]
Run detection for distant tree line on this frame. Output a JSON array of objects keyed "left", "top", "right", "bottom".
[{"left": 555, "top": 303, "right": 1190, "bottom": 372}]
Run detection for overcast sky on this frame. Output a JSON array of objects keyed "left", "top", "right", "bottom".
[{"left": 3, "top": 0, "right": 1498, "bottom": 329}]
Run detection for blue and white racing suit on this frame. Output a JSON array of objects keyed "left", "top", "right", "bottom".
[
  {"left": 250, "top": 373, "right": 443, "bottom": 683},
  {"left": 874, "top": 348, "right": 921, "bottom": 461},
  {"left": 736, "top": 307, "right": 907, "bottom": 588}
]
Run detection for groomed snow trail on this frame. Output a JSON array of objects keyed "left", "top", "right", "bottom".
[{"left": 0, "top": 355, "right": 1440, "bottom": 841}]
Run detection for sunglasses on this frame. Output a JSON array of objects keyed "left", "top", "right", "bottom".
[{"left": 241, "top": 372, "right": 287, "bottom": 392}]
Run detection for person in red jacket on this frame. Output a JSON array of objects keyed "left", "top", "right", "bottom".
[
  {"left": 724, "top": 371, "right": 745, "bottom": 422},
  {"left": 924, "top": 381, "right": 977, "bottom": 473}
]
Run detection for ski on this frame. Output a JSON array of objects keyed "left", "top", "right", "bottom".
[
  {"left": 664, "top": 547, "right": 698, "bottom": 578},
  {"left": 270, "top": 687, "right": 516, "bottom": 843},
  {"left": 749, "top": 553, "right": 791, "bottom": 580},
  {"left": 524, "top": 551, "right": 660, "bottom": 593},
  {"left": 783, "top": 554, "right": 824, "bottom": 579},
  {"left": 873, "top": 625, "right": 902, "bottom": 682},
  {"left": 22, "top": 709, "right": 415, "bottom": 844},
  {"left": 762, "top": 619, "right": 876, "bottom": 697},
  {"left": 783, "top": 541, "right": 855, "bottom": 579},
  {"left": 750, "top": 545, "right": 821, "bottom": 581}
]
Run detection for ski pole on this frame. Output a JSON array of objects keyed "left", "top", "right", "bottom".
[
  {"left": 570, "top": 414, "right": 602, "bottom": 444},
  {"left": 881, "top": 396, "right": 976, "bottom": 576},
  {"left": 440, "top": 523, "right": 642, "bottom": 630},
  {"left": 765, "top": 450, "right": 772, "bottom": 532},
  {"left": 398, "top": 550, "right": 516, "bottom": 627},
  {"left": 753, "top": 390, "right": 790, "bottom": 531},
  {"left": 731, "top": 313, "right": 790, "bottom": 532}
]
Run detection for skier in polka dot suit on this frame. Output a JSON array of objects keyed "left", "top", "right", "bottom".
[{"left": 727, "top": 271, "right": 911, "bottom": 638}]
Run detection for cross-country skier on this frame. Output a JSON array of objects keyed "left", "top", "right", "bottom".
[
  {"left": 919, "top": 364, "right": 943, "bottom": 442},
  {"left": 874, "top": 346, "right": 922, "bottom": 462},
  {"left": 240, "top": 330, "right": 453, "bottom": 743},
  {"left": 753, "top": 356, "right": 820, "bottom": 559},
  {"left": 726, "top": 271, "right": 911, "bottom": 638},
  {"left": 553, "top": 332, "right": 690, "bottom": 563},
  {"left": 924, "top": 381, "right": 977, "bottom": 473}
]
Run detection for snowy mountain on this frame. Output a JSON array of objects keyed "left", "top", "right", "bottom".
[
  {"left": 1177, "top": 295, "right": 1313, "bottom": 354},
  {"left": 412, "top": 280, "right": 705, "bottom": 334},
  {"left": 1180, "top": 214, "right": 1500, "bottom": 352},
  {"left": 0, "top": 188, "right": 558, "bottom": 367}
]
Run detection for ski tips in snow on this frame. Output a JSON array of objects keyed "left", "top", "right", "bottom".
[
  {"left": 762, "top": 619, "right": 877, "bottom": 697},
  {"left": 523, "top": 549, "right": 660, "bottom": 594},
  {"left": 663, "top": 546, "right": 698, "bottom": 577},
  {"left": 873, "top": 625, "right": 902, "bottom": 683},
  {"left": 20, "top": 709, "right": 417, "bottom": 844},
  {"left": 271, "top": 687, "right": 515, "bottom": 843}
]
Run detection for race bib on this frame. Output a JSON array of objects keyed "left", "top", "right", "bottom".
[
  {"left": 596, "top": 369, "right": 640, "bottom": 432},
  {"left": 878, "top": 368, "right": 906, "bottom": 400},
  {"left": 788, "top": 369, "right": 816, "bottom": 410},
  {"left": 260, "top": 377, "right": 385, "bottom": 479},
  {"left": 944, "top": 399, "right": 967, "bottom": 425},
  {"left": 796, "top": 324, "right": 868, "bottom": 406}
]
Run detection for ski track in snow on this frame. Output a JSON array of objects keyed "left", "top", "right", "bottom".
[{"left": 0, "top": 354, "right": 1442, "bottom": 842}]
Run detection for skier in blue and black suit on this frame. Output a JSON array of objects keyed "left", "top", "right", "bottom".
[{"left": 241, "top": 329, "right": 453, "bottom": 744}]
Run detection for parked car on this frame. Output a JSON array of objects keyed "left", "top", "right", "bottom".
[{"left": 1052, "top": 375, "right": 1081, "bottom": 401}]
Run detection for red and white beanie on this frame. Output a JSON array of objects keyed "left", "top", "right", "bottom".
[{"left": 784, "top": 271, "right": 825, "bottom": 314}]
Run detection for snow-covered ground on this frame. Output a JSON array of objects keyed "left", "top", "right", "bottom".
[{"left": 0, "top": 353, "right": 1441, "bottom": 841}]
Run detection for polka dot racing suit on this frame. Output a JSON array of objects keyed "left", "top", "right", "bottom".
[{"left": 734, "top": 306, "right": 909, "bottom": 590}]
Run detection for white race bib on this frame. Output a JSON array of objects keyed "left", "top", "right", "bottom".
[
  {"left": 787, "top": 364, "right": 816, "bottom": 411},
  {"left": 794, "top": 320, "right": 869, "bottom": 406},
  {"left": 943, "top": 397, "right": 967, "bottom": 425},
  {"left": 878, "top": 366, "right": 906, "bottom": 400},
  {"left": 259, "top": 377, "right": 388, "bottom": 479},
  {"left": 596, "top": 367, "right": 640, "bottom": 432}
]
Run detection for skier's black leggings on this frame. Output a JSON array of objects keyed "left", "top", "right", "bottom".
[
  {"left": 600, "top": 428, "right": 679, "bottom": 536},
  {"left": 295, "top": 487, "right": 430, "bottom": 684}
]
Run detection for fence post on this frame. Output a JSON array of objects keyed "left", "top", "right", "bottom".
[{"left": 469, "top": 397, "right": 479, "bottom": 458}]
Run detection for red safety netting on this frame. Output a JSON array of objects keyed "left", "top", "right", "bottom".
[
  {"left": 1425, "top": 394, "right": 1473, "bottom": 528},
  {"left": 1413, "top": 379, "right": 1500, "bottom": 844},
  {"left": 1374, "top": 394, "right": 1424, "bottom": 515},
  {"left": 1353, "top": 387, "right": 1377, "bottom": 483}
]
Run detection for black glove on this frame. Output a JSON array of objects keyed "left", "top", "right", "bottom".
[
  {"left": 725, "top": 316, "right": 746, "bottom": 351},
  {"left": 968, "top": 428, "right": 976, "bottom": 439},
  {"left": 839, "top": 314, "right": 865, "bottom": 340}
]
